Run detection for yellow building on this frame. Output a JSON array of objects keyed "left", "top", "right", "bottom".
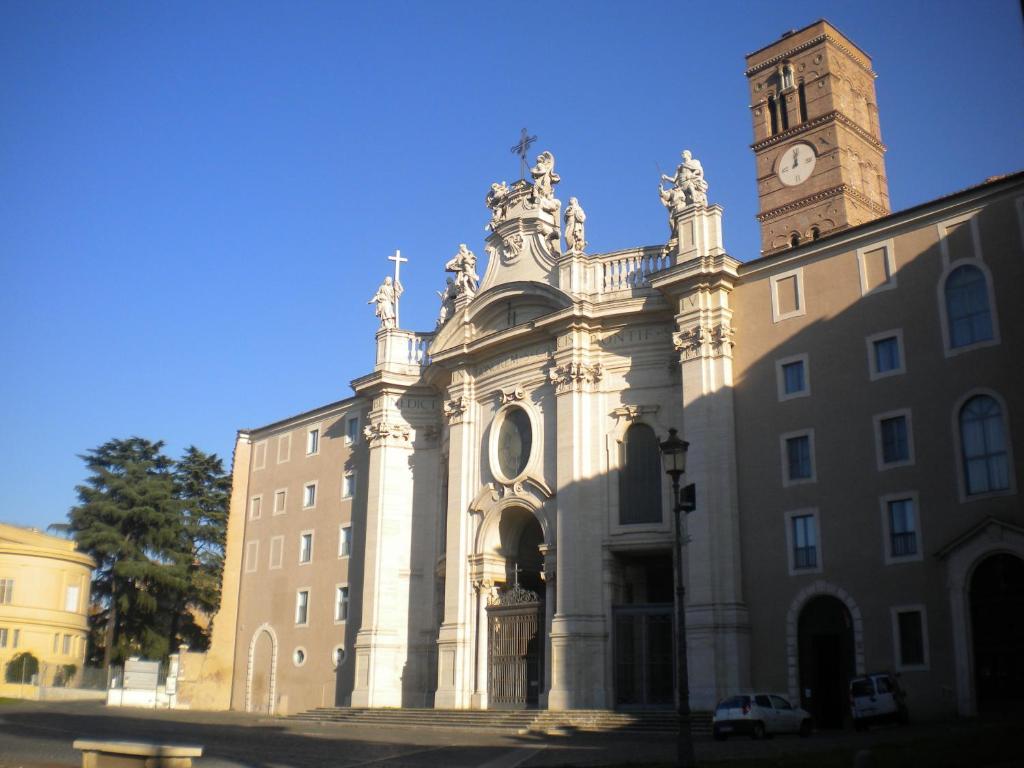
[{"left": 0, "top": 523, "right": 93, "bottom": 687}]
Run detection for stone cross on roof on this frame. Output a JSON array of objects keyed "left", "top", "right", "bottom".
[{"left": 510, "top": 128, "right": 537, "bottom": 180}]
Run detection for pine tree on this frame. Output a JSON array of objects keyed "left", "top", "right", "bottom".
[
  {"left": 68, "top": 437, "right": 184, "bottom": 667},
  {"left": 170, "top": 446, "right": 231, "bottom": 650}
]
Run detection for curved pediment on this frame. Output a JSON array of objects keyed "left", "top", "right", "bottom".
[{"left": 428, "top": 281, "right": 571, "bottom": 358}]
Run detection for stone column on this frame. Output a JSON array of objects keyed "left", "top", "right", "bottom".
[
  {"left": 350, "top": 411, "right": 415, "bottom": 708},
  {"left": 471, "top": 579, "right": 492, "bottom": 709},
  {"left": 546, "top": 333, "right": 607, "bottom": 710},
  {"left": 434, "top": 372, "right": 478, "bottom": 709}
]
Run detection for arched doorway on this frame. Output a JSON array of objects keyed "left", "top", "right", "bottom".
[
  {"left": 488, "top": 508, "right": 545, "bottom": 709},
  {"left": 247, "top": 627, "right": 276, "bottom": 714},
  {"left": 798, "top": 596, "right": 855, "bottom": 728},
  {"left": 970, "top": 553, "right": 1024, "bottom": 711}
]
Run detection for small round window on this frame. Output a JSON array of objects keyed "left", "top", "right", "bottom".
[
  {"left": 496, "top": 406, "right": 532, "bottom": 480},
  {"left": 332, "top": 645, "right": 346, "bottom": 668},
  {"left": 293, "top": 647, "right": 306, "bottom": 667}
]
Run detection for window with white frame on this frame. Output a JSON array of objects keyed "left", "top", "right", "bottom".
[
  {"left": 770, "top": 268, "right": 806, "bottom": 322},
  {"left": 867, "top": 330, "right": 905, "bottom": 380},
  {"left": 857, "top": 240, "right": 897, "bottom": 295},
  {"left": 0, "top": 628, "right": 7, "bottom": 648},
  {"left": 303, "top": 482, "right": 317, "bottom": 508},
  {"left": 776, "top": 354, "right": 810, "bottom": 400},
  {"left": 295, "top": 589, "right": 310, "bottom": 625},
  {"left": 891, "top": 606, "right": 929, "bottom": 670},
  {"left": 269, "top": 536, "right": 284, "bottom": 570},
  {"left": 959, "top": 395, "right": 1010, "bottom": 495},
  {"left": 345, "top": 416, "right": 360, "bottom": 445},
  {"left": 62, "top": 634, "right": 71, "bottom": 655},
  {"left": 785, "top": 509, "right": 820, "bottom": 574},
  {"left": 12, "top": 629, "right": 19, "bottom": 648},
  {"left": 64, "top": 585, "right": 80, "bottom": 613},
  {"left": 244, "top": 540, "right": 259, "bottom": 573},
  {"left": 299, "top": 532, "right": 313, "bottom": 564},
  {"left": 335, "top": 585, "right": 350, "bottom": 622},
  {"left": 781, "top": 430, "right": 815, "bottom": 485},
  {"left": 306, "top": 427, "right": 320, "bottom": 456},
  {"left": 339, "top": 524, "right": 352, "bottom": 557},
  {"left": 274, "top": 489, "right": 287, "bottom": 515},
  {"left": 881, "top": 494, "right": 920, "bottom": 562},
  {"left": 0, "top": 578, "right": 13, "bottom": 604},
  {"left": 253, "top": 441, "right": 267, "bottom": 471},
  {"left": 278, "top": 433, "right": 291, "bottom": 463},
  {"left": 342, "top": 472, "right": 355, "bottom": 499},
  {"left": 293, "top": 647, "right": 307, "bottom": 666},
  {"left": 874, "top": 410, "right": 914, "bottom": 469},
  {"left": 944, "top": 264, "right": 995, "bottom": 350},
  {"left": 249, "top": 495, "right": 262, "bottom": 520}
]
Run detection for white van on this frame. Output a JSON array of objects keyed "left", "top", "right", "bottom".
[{"left": 849, "top": 672, "right": 908, "bottom": 730}]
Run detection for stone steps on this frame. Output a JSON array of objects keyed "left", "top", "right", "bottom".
[{"left": 289, "top": 707, "right": 712, "bottom": 735}]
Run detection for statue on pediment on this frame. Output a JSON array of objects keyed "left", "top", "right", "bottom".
[
  {"left": 436, "top": 277, "right": 458, "bottom": 326},
  {"left": 485, "top": 181, "right": 510, "bottom": 231},
  {"left": 661, "top": 149, "right": 709, "bottom": 207},
  {"left": 445, "top": 243, "right": 480, "bottom": 297},
  {"left": 659, "top": 184, "right": 687, "bottom": 240},
  {"left": 368, "top": 276, "right": 402, "bottom": 329},
  {"left": 530, "top": 151, "right": 561, "bottom": 202},
  {"left": 564, "top": 197, "right": 587, "bottom": 253}
]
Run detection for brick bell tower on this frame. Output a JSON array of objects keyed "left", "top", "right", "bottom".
[{"left": 746, "top": 20, "right": 890, "bottom": 255}]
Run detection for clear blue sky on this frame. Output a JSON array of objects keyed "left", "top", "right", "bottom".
[{"left": 2, "top": 1, "right": 1022, "bottom": 531}]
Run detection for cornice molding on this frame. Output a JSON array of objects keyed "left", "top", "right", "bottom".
[
  {"left": 751, "top": 110, "right": 886, "bottom": 154},
  {"left": 745, "top": 32, "right": 874, "bottom": 79},
  {"left": 757, "top": 184, "right": 888, "bottom": 223}
]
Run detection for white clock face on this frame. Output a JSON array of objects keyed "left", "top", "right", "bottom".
[{"left": 777, "top": 143, "right": 816, "bottom": 187}]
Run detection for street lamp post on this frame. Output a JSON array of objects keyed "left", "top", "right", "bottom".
[{"left": 660, "top": 427, "right": 697, "bottom": 768}]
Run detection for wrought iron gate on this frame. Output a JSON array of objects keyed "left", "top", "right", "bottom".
[{"left": 487, "top": 584, "right": 544, "bottom": 709}]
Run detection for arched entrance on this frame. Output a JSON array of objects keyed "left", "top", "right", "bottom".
[
  {"left": 487, "top": 508, "right": 545, "bottom": 709},
  {"left": 798, "top": 596, "right": 855, "bottom": 728},
  {"left": 247, "top": 626, "right": 277, "bottom": 714},
  {"left": 970, "top": 553, "right": 1024, "bottom": 711}
]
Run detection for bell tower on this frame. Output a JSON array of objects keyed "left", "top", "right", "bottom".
[{"left": 746, "top": 20, "right": 890, "bottom": 255}]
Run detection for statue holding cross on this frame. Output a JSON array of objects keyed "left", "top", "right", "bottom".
[{"left": 368, "top": 249, "right": 407, "bottom": 330}]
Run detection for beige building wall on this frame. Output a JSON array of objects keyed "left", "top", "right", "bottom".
[{"left": 0, "top": 524, "right": 94, "bottom": 688}]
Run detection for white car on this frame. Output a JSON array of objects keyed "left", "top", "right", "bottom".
[
  {"left": 850, "top": 672, "right": 908, "bottom": 730},
  {"left": 712, "top": 693, "right": 813, "bottom": 740}
]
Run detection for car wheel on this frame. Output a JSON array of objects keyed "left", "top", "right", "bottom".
[
  {"left": 752, "top": 721, "right": 766, "bottom": 740},
  {"left": 799, "top": 719, "right": 812, "bottom": 737}
]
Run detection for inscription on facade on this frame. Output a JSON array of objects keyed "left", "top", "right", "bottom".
[
  {"left": 477, "top": 342, "right": 554, "bottom": 377},
  {"left": 592, "top": 326, "right": 669, "bottom": 349}
]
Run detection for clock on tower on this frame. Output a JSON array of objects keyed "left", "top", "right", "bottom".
[{"left": 745, "top": 20, "right": 891, "bottom": 255}]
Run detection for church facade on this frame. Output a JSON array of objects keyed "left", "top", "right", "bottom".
[{"left": 202, "top": 21, "right": 1023, "bottom": 724}]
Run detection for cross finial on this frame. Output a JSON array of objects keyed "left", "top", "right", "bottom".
[
  {"left": 387, "top": 249, "right": 408, "bottom": 327},
  {"left": 511, "top": 561, "right": 523, "bottom": 588},
  {"left": 510, "top": 128, "right": 537, "bottom": 180}
]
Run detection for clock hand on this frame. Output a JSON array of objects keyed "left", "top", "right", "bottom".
[{"left": 791, "top": 150, "right": 799, "bottom": 169}]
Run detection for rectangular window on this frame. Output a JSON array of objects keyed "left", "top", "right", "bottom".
[
  {"left": 342, "top": 472, "right": 355, "bottom": 499},
  {"left": 244, "top": 540, "right": 259, "bottom": 573},
  {"left": 299, "top": 532, "right": 313, "bottom": 564},
  {"left": 771, "top": 269, "right": 806, "bottom": 322},
  {"left": 888, "top": 499, "right": 917, "bottom": 558},
  {"left": 269, "top": 536, "right": 284, "bottom": 569},
  {"left": 303, "top": 482, "right": 317, "bottom": 508},
  {"left": 13, "top": 629, "right": 19, "bottom": 648},
  {"left": 253, "top": 441, "right": 267, "bottom": 471},
  {"left": 783, "top": 361, "right": 805, "bottom": 395},
  {"left": 782, "top": 431, "right": 815, "bottom": 485},
  {"left": 857, "top": 240, "right": 897, "bottom": 295},
  {"left": 339, "top": 524, "right": 352, "bottom": 557},
  {"left": 0, "top": 578, "right": 13, "bottom": 604},
  {"left": 249, "top": 495, "right": 262, "bottom": 520},
  {"left": 881, "top": 416, "right": 909, "bottom": 464},
  {"left": 295, "top": 590, "right": 309, "bottom": 625},
  {"left": 892, "top": 607, "right": 929, "bottom": 669},
  {"left": 776, "top": 354, "right": 810, "bottom": 401},
  {"left": 53, "top": 633, "right": 59, "bottom": 653},
  {"left": 792, "top": 514, "right": 818, "bottom": 570},
  {"left": 335, "top": 586, "right": 349, "bottom": 622},
  {"left": 65, "top": 585, "right": 80, "bottom": 613},
  {"left": 62, "top": 634, "right": 71, "bottom": 655},
  {"left": 278, "top": 433, "right": 291, "bottom": 463},
  {"left": 866, "top": 330, "right": 905, "bottom": 380},
  {"left": 346, "top": 416, "right": 360, "bottom": 445},
  {"left": 0, "top": 628, "right": 7, "bottom": 648},
  {"left": 307, "top": 427, "right": 320, "bottom": 456},
  {"left": 274, "top": 489, "right": 287, "bottom": 515}
]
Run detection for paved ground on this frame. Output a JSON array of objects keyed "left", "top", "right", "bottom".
[{"left": 0, "top": 700, "right": 1001, "bottom": 767}]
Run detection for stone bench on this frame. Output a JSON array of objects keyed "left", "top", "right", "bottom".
[{"left": 72, "top": 740, "right": 203, "bottom": 768}]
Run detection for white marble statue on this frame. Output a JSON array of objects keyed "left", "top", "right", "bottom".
[
  {"left": 436, "top": 277, "right": 458, "bottom": 326},
  {"left": 530, "top": 151, "right": 560, "bottom": 201},
  {"left": 485, "top": 181, "right": 510, "bottom": 231},
  {"left": 368, "top": 276, "right": 403, "bottom": 329},
  {"left": 661, "top": 149, "right": 709, "bottom": 207},
  {"left": 445, "top": 243, "right": 480, "bottom": 296},
  {"left": 564, "top": 197, "right": 586, "bottom": 253}
]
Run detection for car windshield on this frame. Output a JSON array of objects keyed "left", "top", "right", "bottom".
[{"left": 851, "top": 679, "right": 874, "bottom": 696}]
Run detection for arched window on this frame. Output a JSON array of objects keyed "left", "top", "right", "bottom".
[
  {"left": 768, "top": 96, "right": 779, "bottom": 136},
  {"left": 619, "top": 424, "right": 663, "bottom": 525},
  {"left": 797, "top": 81, "right": 808, "bottom": 122},
  {"left": 960, "top": 395, "right": 1009, "bottom": 495},
  {"left": 945, "top": 265, "right": 994, "bottom": 348},
  {"left": 790, "top": 233, "right": 801, "bottom": 248},
  {"left": 810, "top": 226, "right": 820, "bottom": 241}
]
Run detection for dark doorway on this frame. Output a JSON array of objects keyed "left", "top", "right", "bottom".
[
  {"left": 612, "top": 552, "right": 674, "bottom": 709},
  {"left": 798, "top": 596, "right": 855, "bottom": 728},
  {"left": 971, "top": 553, "right": 1024, "bottom": 711}
]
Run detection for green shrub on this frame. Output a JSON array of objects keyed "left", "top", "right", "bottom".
[{"left": 5, "top": 652, "right": 39, "bottom": 683}]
